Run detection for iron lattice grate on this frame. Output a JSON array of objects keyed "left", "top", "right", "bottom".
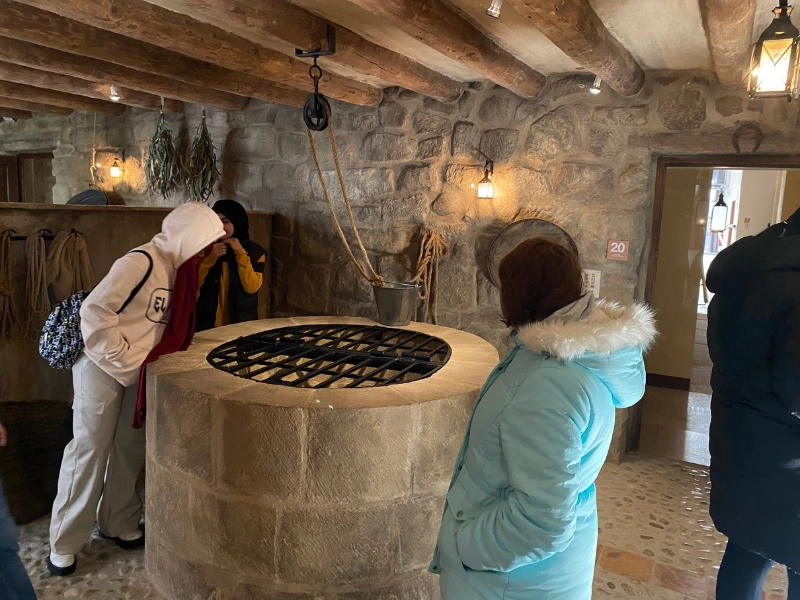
[{"left": 206, "top": 324, "right": 452, "bottom": 389}]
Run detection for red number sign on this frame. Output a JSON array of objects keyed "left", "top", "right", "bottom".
[{"left": 607, "top": 240, "right": 629, "bottom": 261}]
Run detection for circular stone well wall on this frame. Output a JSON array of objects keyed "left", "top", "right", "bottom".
[{"left": 145, "top": 317, "right": 498, "bottom": 599}]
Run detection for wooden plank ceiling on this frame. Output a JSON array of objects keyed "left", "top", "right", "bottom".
[{"left": 0, "top": 0, "right": 789, "bottom": 117}]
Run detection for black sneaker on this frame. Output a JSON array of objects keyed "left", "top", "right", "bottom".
[
  {"left": 46, "top": 554, "right": 77, "bottom": 577},
  {"left": 99, "top": 529, "right": 145, "bottom": 550}
]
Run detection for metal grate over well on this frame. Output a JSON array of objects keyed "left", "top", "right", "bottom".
[{"left": 206, "top": 324, "right": 452, "bottom": 389}]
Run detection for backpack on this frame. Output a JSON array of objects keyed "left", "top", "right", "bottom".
[{"left": 39, "top": 250, "right": 153, "bottom": 370}]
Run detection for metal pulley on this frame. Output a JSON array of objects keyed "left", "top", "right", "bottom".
[{"left": 296, "top": 26, "right": 336, "bottom": 132}]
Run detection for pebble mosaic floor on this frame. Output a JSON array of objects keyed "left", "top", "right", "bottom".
[{"left": 18, "top": 455, "right": 790, "bottom": 599}]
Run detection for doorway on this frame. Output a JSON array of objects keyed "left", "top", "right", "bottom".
[
  {"left": 638, "top": 156, "right": 800, "bottom": 466},
  {"left": 0, "top": 151, "right": 55, "bottom": 203}
]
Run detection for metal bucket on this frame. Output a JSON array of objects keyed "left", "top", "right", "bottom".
[{"left": 372, "top": 281, "right": 419, "bottom": 326}]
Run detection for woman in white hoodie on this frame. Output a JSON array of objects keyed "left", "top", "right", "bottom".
[{"left": 47, "top": 203, "right": 224, "bottom": 576}]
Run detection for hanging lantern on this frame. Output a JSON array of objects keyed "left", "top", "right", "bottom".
[
  {"left": 477, "top": 160, "right": 494, "bottom": 199},
  {"left": 747, "top": 0, "right": 800, "bottom": 99},
  {"left": 109, "top": 157, "right": 122, "bottom": 179},
  {"left": 709, "top": 192, "right": 729, "bottom": 233}
]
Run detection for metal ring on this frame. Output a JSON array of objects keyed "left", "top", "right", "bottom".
[{"left": 309, "top": 64, "right": 323, "bottom": 80}]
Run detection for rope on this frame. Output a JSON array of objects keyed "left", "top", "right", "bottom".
[
  {"left": 0, "top": 230, "right": 19, "bottom": 339},
  {"left": 306, "top": 106, "right": 384, "bottom": 286},
  {"left": 411, "top": 231, "right": 449, "bottom": 325},
  {"left": 25, "top": 230, "right": 49, "bottom": 340}
]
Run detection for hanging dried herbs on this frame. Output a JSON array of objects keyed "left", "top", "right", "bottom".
[
  {"left": 187, "top": 112, "right": 220, "bottom": 203},
  {"left": 145, "top": 113, "right": 182, "bottom": 198}
]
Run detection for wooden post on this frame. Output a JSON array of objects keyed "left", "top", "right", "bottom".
[{"left": 701, "top": 0, "right": 757, "bottom": 89}]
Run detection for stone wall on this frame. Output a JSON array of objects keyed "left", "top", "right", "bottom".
[{"left": 4, "top": 69, "right": 800, "bottom": 459}]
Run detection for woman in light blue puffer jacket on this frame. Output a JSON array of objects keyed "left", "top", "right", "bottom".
[{"left": 429, "top": 238, "right": 656, "bottom": 600}]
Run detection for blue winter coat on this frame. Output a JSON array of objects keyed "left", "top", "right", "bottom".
[{"left": 429, "top": 300, "right": 656, "bottom": 600}]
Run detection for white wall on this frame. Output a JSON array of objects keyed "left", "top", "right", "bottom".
[{"left": 736, "top": 170, "right": 784, "bottom": 235}]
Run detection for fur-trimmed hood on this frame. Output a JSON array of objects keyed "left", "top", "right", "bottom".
[{"left": 516, "top": 299, "right": 657, "bottom": 409}]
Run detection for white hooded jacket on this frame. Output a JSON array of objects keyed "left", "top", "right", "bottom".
[{"left": 80, "top": 202, "right": 225, "bottom": 386}]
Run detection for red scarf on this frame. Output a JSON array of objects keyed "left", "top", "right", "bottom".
[{"left": 133, "top": 255, "right": 201, "bottom": 429}]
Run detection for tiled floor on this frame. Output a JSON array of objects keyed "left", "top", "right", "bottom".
[{"left": 19, "top": 456, "right": 789, "bottom": 599}]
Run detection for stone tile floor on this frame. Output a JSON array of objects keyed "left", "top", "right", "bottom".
[{"left": 19, "top": 454, "right": 790, "bottom": 599}]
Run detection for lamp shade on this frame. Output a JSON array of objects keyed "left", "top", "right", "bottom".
[
  {"left": 748, "top": 3, "right": 800, "bottom": 99},
  {"left": 709, "top": 193, "right": 729, "bottom": 233}
]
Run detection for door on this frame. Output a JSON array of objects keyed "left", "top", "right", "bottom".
[{"left": 0, "top": 155, "right": 20, "bottom": 202}]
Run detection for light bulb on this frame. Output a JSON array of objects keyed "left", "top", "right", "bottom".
[
  {"left": 486, "top": 0, "right": 502, "bottom": 18},
  {"left": 109, "top": 84, "right": 120, "bottom": 102},
  {"left": 590, "top": 76, "right": 602, "bottom": 95}
]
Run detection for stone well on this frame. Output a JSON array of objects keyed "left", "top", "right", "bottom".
[{"left": 145, "top": 316, "right": 498, "bottom": 599}]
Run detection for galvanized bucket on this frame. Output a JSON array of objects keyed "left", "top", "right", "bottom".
[{"left": 372, "top": 281, "right": 419, "bottom": 326}]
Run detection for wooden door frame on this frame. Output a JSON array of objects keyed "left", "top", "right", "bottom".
[
  {"left": 0, "top": 155, "right": 20, "bottom": 202},
  {"left": 632, "top": 154, "right": 800, "bottom": 453}
]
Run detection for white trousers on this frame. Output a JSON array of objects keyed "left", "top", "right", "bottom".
[{"left": 49, "top": 353, "right": 145, "bottom": 556}]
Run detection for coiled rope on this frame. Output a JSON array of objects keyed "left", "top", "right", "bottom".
[
  {"left": 0, "top": 230, "right": 19, "bottom": 339},
  {"left": 411, "top": 231, "right": 448, "bottom": 325},
  {"left": 25, "top": 230, "right": 50, "bottom": 340},
  {"left": 306, "top": 107, "right": 384, "bottom": 287}
]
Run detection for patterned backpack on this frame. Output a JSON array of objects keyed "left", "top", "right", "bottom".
[{"left": 39, "top": 250, "right": 153, "bottom": 370}]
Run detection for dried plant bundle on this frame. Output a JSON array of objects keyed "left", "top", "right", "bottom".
[
  {"left": 145, "top": 113, "right": 183, "bottom": 198},
  {"left": 187, "top": 115, "right": 220, "bottom": 203}
]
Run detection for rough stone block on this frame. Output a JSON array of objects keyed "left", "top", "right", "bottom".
[
  {"left": 496, "top": 165, "right": 550, "bottom": 200},
  {"left": 398, "top": 164, "right": 438, "bottom": 192},
  {"left": 379, "top": 101, "right": 408, "bottom": 127},
  {"left": 359, "top": 225, "right": 416, "bottom": 254},
  {"left": 298, "top": 222, "right": 335, "bottom": 258},
  {"left": 715, "top": 95, "right": 744, "bottom": 117},
  {"left": 278, "top": 133, "right": 309, "bottom": 162},
  {"left": 591, "top": 106, "right": 649, "bottom": 127},
  {"left": 525, "top": 106, "right": 581, "bottom": 165},
  {"left": 154, "top": 378, "right": 213, "bottom": 482},
  {"left": 451, "top": 121, "right": 477, "bottom": 157},
  {"left": 552, "top": 162, "right": 614, "bottom": 200},
  {"left": 220, "top": 402, "right": 305, "bottom": 500},
  {"left": 336, "top": 111, "right": 379, "bottom": 131},
  {"left": 431, "top": 188, "right": 470, "bottom": 218},
  {"left": 619, "top": 163, "right": 651, "bottom": 190},
  {"left": 232, "top": 586, "right": 320, "bottom": 600},
  {"left": 514, "top": 100, "right": 548, "bottom": 125},
  {"left": 412, "top": 112, "right": 451, "bottom": 135},
  {"left": 190, "top": 489, "right": 278, "bottom": 576},
  {"left": 437, "top": 262, "right": 477, "bottom": 312},
  {"left": 286, "top": 262, "right": 333, "bottom": 314},
  {"left": 362, "top": 133, "right": 416, "bottom": 162},
  {"left": 377, "top": 254, "right": 413, "bottom": 281},
  {"left": 413, "top": 394, "right": 474, "bottom": 494},
  {"left": 480, "top": 128, "right": 519, "bottom": 162},
  {"left": 148, "top": 543, "right": 224, "bottom": 600},
  {"left": 311, "top": 168, "right": 394, "bottom": 205},
  {"left": 477, "top": 272, "right": 500, "bottom": 308},
  {"left": 333, "top": 570, "right": 440, "bottom": 599},
  {"left": 229, "top": 162, "right": 265, "bottom": 195},
  {"left": 444, "top": 164, "right": 483, "bottom": 193},
  {"left": 544, "top": 73, "right": 596, "bottom": 101},
  {"left": 576, "top": 209, "right": 644, "bottom": 263},
  {"left": 279, "top": 506, "right": 393, "bottom": 584},
  {"left": 424, "top": 97, "right": 456, "bottom": 115},
  {"left": 396, "top": 497, "right": 444, "bottom": 571},
  {"left": 334, "top": 261, "right": 374, "bottom": 302},
  {"left": 658, "top": 88, "right": 706, "bottom": 130},
  {"left": 383, "top": 193, "right": 430, "bottom": 222},
  {"left": 588, "top": 127, "right": 627, "bottom": 157},
  {"left": 478, "top": 92, "right": 520, "bottom": 124},
  {"left": 229, "top": 126, "right": 278, "bottom": 160},
  {"left": 306, "top": 406, "right": 415, "bottom": 502},
  {"left": 458, "top": 91, "right": 476, "bottom": 118},
  {"left": 417, "top": 136, "right": 445, "bottom": 160}
]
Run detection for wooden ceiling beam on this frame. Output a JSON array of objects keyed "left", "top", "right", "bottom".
[
  {"left": 505, "top": 0, "right": 645, "bottom": 96},
  {"left": 0, "top": 80, "right": 125, "bottom": 115},
  {"left": 9, "top": 0, "right": 381, "bottom": 106},
  {"left": 701, "top": 0, "right": 756, "bottom": 89},
  {"left": 346, "top": 0, "right": 545, "bottom": 98},
  {"left": 0, "top": 95, "right": 73, "bottom": 115},
  {"left": 0, "top": 107, "right": 33, "bottom": 119},
  {"left": 0, "top": 37, "right": 248, "bottom": 110},
  {"left": 143, "top": 0, "right": 461, "bottom": 102},
  {"left": 0, "top": 60, "right": 183, "bottom": 112}
]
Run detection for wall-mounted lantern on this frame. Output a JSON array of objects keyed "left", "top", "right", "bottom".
[
  {"left": 748, "top": 0, "right": 800, "bottom": 99},
  {"left": 709, "top": 192, "right": 729, "bottom": 232},
  {"left": 109, "top": 157, "right": 122, "bottom": 179},
  {"left": 477, "top": 159, "right": 494, "bottom": 199}
]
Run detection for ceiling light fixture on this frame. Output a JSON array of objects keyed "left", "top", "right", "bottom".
[
  {"left": 590, "top": 76, "right": 602, "bottom": 95},
  {"left": 747, "top": 0, "right": 800, "bottom": 99},
  {"left": 486, "top": 0, "right": 502, "bottom": 18},
  {"left": 109, "top": 84, "right": 120, "bottom": 102}
]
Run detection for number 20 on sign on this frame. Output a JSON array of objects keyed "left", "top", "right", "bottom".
[{"left": 607, "top": 240, "right": 629, "bottom": 261}]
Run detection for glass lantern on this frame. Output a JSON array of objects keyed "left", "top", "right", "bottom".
[
  {"left": 709, "top": 193, "right": 729, "bottom": 233},
  {"left": 477, "top": 160, "right": 494, "bottom": 199},
  {"left": 110, "top": 157, "right": 122, "bottom": 179},
  {"left": 486, "top": 0, "right": 502, "bottom": 18},
  {"left": 748, "top": 0, "right": 800, "bottom": 99}
]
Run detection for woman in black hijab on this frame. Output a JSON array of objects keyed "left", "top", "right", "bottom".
[{"left": 197, "top": 199, "right": 267, "bottom": 331}]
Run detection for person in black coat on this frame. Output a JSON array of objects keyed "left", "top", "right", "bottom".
[
  {"left": 196, "top": 200, "right": 267, "bottom": 331},
  {"left": 707, "top": 208, "right": 800, "bottom": 599}
]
